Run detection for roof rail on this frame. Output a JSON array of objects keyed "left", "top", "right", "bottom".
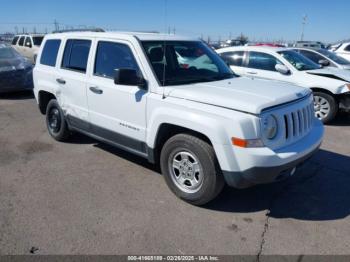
[{"left": 52, "top": 28, "right": 105, "bottom": 33}]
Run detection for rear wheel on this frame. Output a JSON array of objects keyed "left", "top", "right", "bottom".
[
  {"left": 313, "top": 92, "right": 338, "bottom": 124},
  {"left": 46, "top": 99, "right": 71, "bottom": 141},
  {"left": 160, "top": 134, "right": 224, "bottom": 206}
]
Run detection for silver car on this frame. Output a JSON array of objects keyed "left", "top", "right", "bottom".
[{"left": 293, "top": 48, "right": 350, "bottom": 70}]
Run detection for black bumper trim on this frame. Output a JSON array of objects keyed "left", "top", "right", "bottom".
[{"left": 222, "top": 144, "right": 321, "bottom": 189}]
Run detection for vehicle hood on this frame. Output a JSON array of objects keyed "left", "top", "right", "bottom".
[
  {"left": 0, "top": 57, "right": 32, "bottom": 72},
  {"left": 166, "top": 77, "right": 311, "bottom": 115},
  {"left": 306, "top": 67, "right": 350, "bottom": 82}
]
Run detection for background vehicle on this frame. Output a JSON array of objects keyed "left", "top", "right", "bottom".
[
  {"left": 11, "top": 34, "right": 44, "bottom": 63},
  {"left": 292, "top": 48, "right": 350, "bottom": 70},
  {"left": 294, "top": 41, "right": 326, "bottom": 49},
  {"left": 217, "top": 46, "right": 350, "bottom": 123},
  {"left": 254, "top": 43, "right": 285, "bottom": 47},
  {"left": 333, "top": 42, "right": 350, "bottom": 61},
  {"left": 33, "top": 32, "right": 323, "bottom": 205},
  {"left": 0, "top": 43, "right": 33, "bottom": 94}
]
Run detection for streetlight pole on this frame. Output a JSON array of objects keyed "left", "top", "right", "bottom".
[{"left": 300, "top": 15, "right": 307, "bottom": 41}]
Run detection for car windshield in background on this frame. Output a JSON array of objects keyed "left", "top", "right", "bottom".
[
  {"left": 317, "top": 49, "right": 350, "bottom": 65},
  {"left": 33, "top": 36, "right": 44, "bottom": 46},
  {"left": 141, "top": 41, "right": 234, "bottom": 86},
  {"left": 279, "top": 50, "right": 321, "bottom": 71},
  {"left": 0, "top": 47, "right": 19, "bottom": 59}
]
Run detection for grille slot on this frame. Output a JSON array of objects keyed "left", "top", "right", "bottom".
[{"left": 282, "top": 102, "right": 314, "bottom": 142}]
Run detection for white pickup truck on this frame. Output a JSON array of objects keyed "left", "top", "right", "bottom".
[{"left": 33, "top": 31, "right": 324, "bottom": 205}]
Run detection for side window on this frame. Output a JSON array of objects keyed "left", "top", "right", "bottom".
[
  {"left": 24, "top": 37, "right": 32, "bottom": 48},
  {"left": 62, "top": 39, "right": 91, "bottom": 73},
  {"left": 220, "top": 51, "right": 244, "bottom": 67},
  {"left": 40, "top": 39, "right": 61, "bottom": 67},
  {"left": 11, "top": 36, "right": 19, "bottom": 45},
  {"left": 299, "top": 50, "right": 323, "bottom": 63},
  {"left": 344, "top": 45, "right": 350, "bottom": 52},
  {"left": 18, "top": 36, "right": 25, "bottom": 46},
  {"left": 247, "top": 52, "right": 280, "bottom": 71},
  {"left": 94, "top": 41, "right": 140, "bottom": 78}
]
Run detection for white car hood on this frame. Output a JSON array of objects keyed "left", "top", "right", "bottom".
[
  {"left": 306, "top": 67, "right": 350, "bottom": 82},
  {"left": 166, "top": 77, "right": 311, "bottom": 115}
]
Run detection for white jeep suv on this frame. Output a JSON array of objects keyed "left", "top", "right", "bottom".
[
  {"left": 33, "top": 32, "right": 324, "bottom": 205},
  {"left": 12, "top": 34, "right": 44, "bottom": 63}
]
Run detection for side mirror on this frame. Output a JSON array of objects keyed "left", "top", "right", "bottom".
[
  {"left": 318, "top": 59, "right": 330, "bottom": 67},
  {"left": 114, "top": 68, "right": 147, "bottom": 89},
  {"left": 25, "top": 42, "right": 32, "bottom": 48},
  {"left": 275, "top": 64, "right": 290, "bottom": 75}
]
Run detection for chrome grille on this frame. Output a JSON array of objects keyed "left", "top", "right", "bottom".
[{"left": 282, "top": 103, "right": 314, "bottom": 141}]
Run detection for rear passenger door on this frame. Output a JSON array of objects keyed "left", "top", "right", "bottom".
[
  {"left": 17, "top": 36, "right": 25, "bottom": 54},
  {"left": 245, "top": 51, "right": 288, "bottom": 82},
  {"left": 86, "top": 39, "right": 148, "bottom": 151},
  {"left": 220, "top": 51, "right": 246, "bottom": 75},
  {"left": 56, "top": 38, "right": 92, "bottom": 129}
]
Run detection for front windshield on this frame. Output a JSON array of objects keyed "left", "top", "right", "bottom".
[
  {"left": 317, "top": 49, "right": 350, "bottom": 65},
  {"left": 0, "top": 47, "right": 19, "bottom": 59},
  {"left": 141, "top": 41, "right": 235, "bottom": 86},
  {"left": 279, "top": 50, "right": 321, "bottom": 71}
]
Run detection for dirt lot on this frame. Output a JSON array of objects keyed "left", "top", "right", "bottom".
[{"left": 0, "top": 91, "right": 350, "bottom": 256}]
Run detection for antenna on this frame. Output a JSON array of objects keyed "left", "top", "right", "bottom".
[{"left": 162, "top": 0, "right": 168, "bottom": 99}]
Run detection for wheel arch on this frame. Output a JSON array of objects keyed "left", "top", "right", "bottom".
[
  {"left": 310, "top": 87, "right": 336, "bottom": 96},
  {"left": 38, "top": 91, "right": 56, "bottom": 114}
]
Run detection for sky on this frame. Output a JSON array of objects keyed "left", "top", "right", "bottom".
[{"left": 0, "top": 0, "right": 349, "bottom": 43}]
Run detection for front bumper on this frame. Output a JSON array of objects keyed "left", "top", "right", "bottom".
[
  {"left": 338, "top": 92, "right": 350, "bottom": 112},
  {"left": 0, "top": 68, "right": 33, "bottom": 94},
  {"left": 222, "top": 120, "right": 324, "bottom": 188}
]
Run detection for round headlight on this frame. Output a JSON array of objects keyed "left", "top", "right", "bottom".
[{"left": 262, "top": 115, "right": 278, "bottom": 140}]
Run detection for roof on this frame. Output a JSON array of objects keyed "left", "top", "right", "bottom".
[
  {"left": 216, "top": 45, "right": 289, "bottom": 54},
  {"left": 292, "top": 47, "right": 323, "bottom": 52},
  {"left": 45, "top": 31, "right": 198, "bottom": 41},
  {"left": 15, "top": 34, "right": 45, "bottom": 37}
]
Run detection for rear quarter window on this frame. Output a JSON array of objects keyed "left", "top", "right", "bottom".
[
  {"left": 220, "top": 51, "right": 244, "bottom": 66},
  {"left": 11, "top": 36, "right": 19, "bottom": 45},
  {"left": 40, "top": 39, "right": 61, "bottom": 67}
]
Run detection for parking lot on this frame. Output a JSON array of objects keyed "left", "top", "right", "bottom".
[{"left": 0, "top": 91, "right": 350, "bottom": 256}]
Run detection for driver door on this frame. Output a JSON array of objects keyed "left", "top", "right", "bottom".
[
  {"left": 245, "top": 51, "right": 292, "bottom": 83},
  {"left": 87, "top": 39, "right": 148, "bottom": 151}
]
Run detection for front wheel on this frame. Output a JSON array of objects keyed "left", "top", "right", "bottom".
[
  {"left": 313, "top": 92, "right": 338, "bottom": 124},
  {"left": 160, "top": 134, "right": 224, "bottom": 206}
]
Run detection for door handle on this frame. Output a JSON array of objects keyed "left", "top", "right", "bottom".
[
  {"left": 56, "top": 78, "right": 66, "bottom": 84},
  {"left": 89, "top": 86, "right": 103, "bottom": 94},
  {"left": 247, "top": 71, "right": 257, "bottom": 75}
]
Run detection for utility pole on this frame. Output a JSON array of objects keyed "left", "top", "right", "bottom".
[
  {"left": 173, "top": 27, "right": 176, "bottom": 35},
  {"left": 54, "top": 19, "right": 59, "bottom": 32},
  {"left": 300, "top": 15, "right": 307, "bottom": 41}
]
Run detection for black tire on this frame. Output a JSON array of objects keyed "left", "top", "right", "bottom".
[
  {"left": 45, "top": 99, "right": 71, "bottom": 142},
  {"left": 160, "top": 134, "right": 224, "bottom": 206},
  {"left": 313, "top": 92, "right": 338, "bottom": 124}
]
